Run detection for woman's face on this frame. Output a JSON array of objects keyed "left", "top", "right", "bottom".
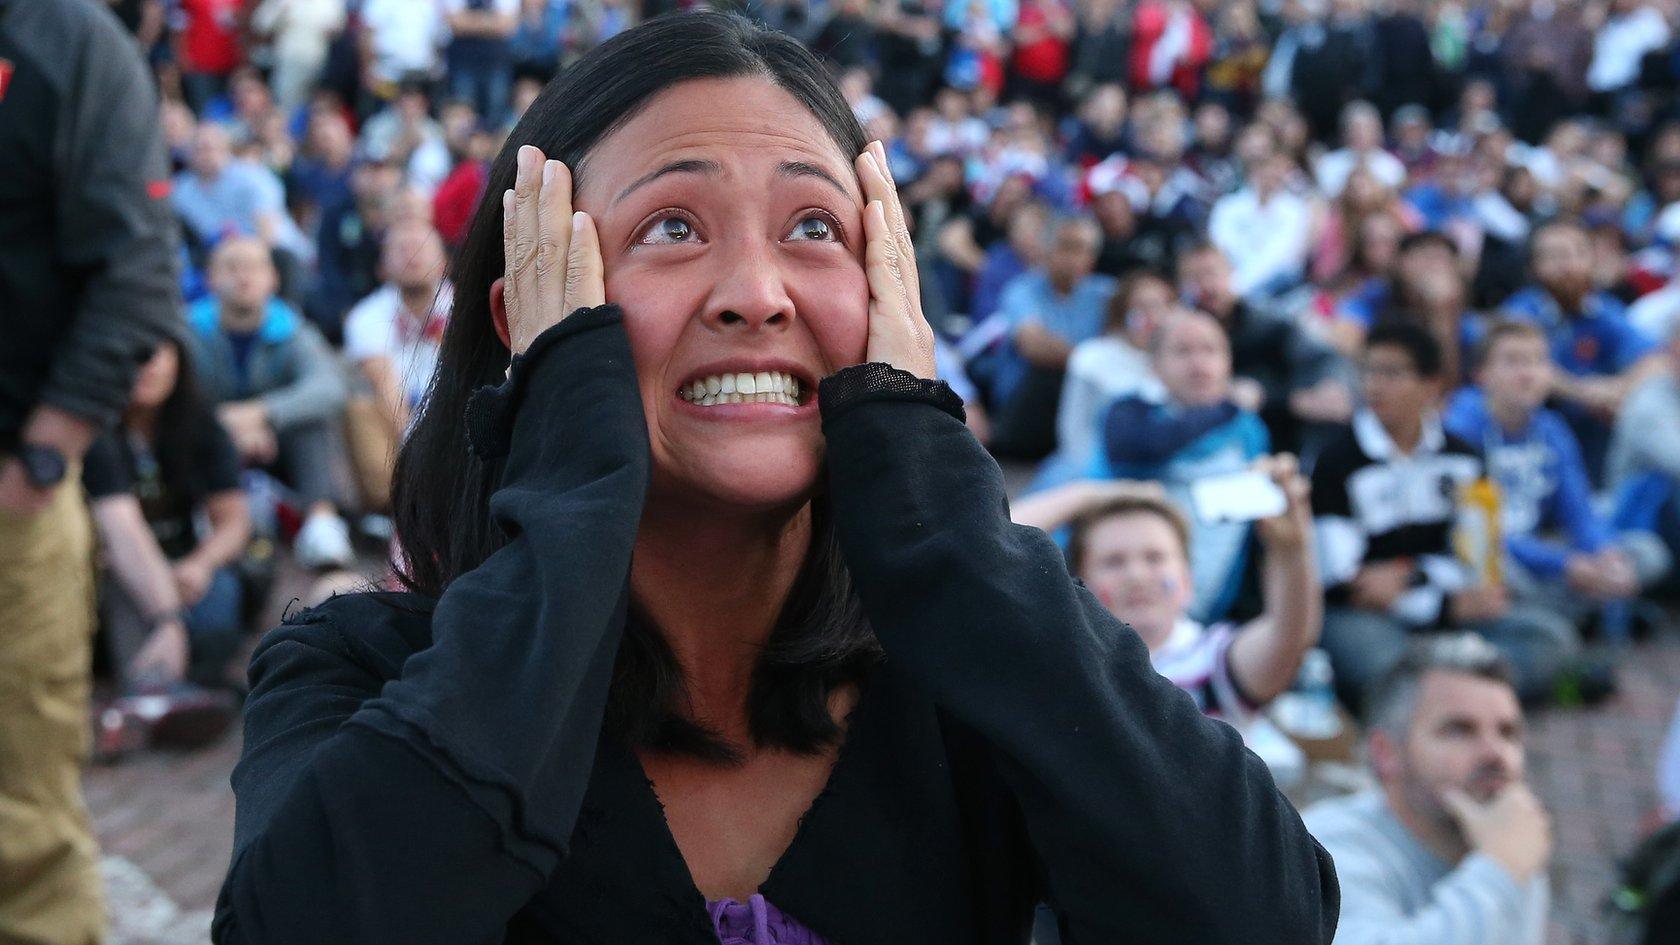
[
  {"left": 130, "top": 343, "right": 179, "bottom": 411},
  {"left": 571, "top": 77, "right": 869, "bottom": 512},
  {"left": 1121, "top": 277, "right": 1174, "bottom": 347},
  {"left": 1358, "top": 213, "right": 1403, "bottom": 273}
]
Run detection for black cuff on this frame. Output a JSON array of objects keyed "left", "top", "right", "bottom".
[
  {"left": 817, "top": 363, "right": 966, "bottom": 425},
  {"left": 465, "top": 304, "right": 622, "bottom": 460}
]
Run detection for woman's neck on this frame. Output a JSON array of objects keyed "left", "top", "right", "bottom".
[{"left": 631, "top": 494, "right": 813, "bottom": 740}]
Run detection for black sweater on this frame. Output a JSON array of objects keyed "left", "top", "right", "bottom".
[
  {"left": 0, "top": 0, "right": 183, "bottom": 451},
  {"left": 213, "top": 305, "right": 1337, "bottom": 944}
]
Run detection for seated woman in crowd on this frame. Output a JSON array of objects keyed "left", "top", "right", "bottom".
[
  {"left": 83, "top": 339, "right": 251, "bottom": 747},
  {"left": 214, "top": 13, "right": 1336, "bottom": 943},
  {"left": 1091, "top": 308, "right": 1270, "bottom": 620}
]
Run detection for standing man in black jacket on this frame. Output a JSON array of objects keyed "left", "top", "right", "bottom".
[{"left": 0, "top": 0, "right": 182, "bottom": 940}]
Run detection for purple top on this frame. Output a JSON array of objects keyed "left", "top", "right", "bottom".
[{"left": 706, "top": 894, "right": 827, "bottom": 945}]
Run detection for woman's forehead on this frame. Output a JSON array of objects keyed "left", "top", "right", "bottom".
[{"left": 577, "top": 78, "right": 858, "bottom": 205}]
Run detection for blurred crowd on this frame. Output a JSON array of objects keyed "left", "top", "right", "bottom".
[{"left": 67, "top": 0, "right": 1680, "bottom": 939}]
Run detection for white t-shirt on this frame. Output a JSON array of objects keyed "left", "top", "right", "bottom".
[
  {"left": 1590, "top": 6, "right": 1671, "bottom": 92},
  {"left": 1628, "top": 277, "right": 1680, "bottom": 342},
  {"left": 361, "top": 0, "right": 446, "bottom": 83},
  {"left": 1208, "top": 187, "right": 1313, "bottom": 297},
  {"left": 1151, "top": 617, "right": 1306, "bottom": 784},
  {"left": 1314, "top": 147, "right": 1407, "bottom": 197},
  {"left": 344, "top": 281, "right": 454, "bottom": 422},
  {"left": 1151, "top": 618, "right": 1257, "bottom": 727},
  {"left": 1057, "top": 335, "right": 1160, "bottom": 467},
  {"left": 439, "top": 0, "right": 520, "bottom": 15}
]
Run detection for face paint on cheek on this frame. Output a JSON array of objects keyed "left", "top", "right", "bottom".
[
  {"left": 1161, "top": 577, "right": 1179, "bottom": 596},
  {"left": 1092, "top": 584, "right": 1120, "bottom": 611}
]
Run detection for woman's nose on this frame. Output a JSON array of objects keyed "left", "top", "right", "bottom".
[{"left": 702, "top": 242, "right": 796, "bottom": 332}]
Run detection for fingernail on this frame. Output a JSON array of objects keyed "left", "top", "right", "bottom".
[
  {"left": 572, "top": 210, "right": 586, "bottom": 229},
  {"left": 503, "top": 189, "right": 514, "bottom": 212},
  {"left": 543, "top": 160, "right": 556, "bottom": 185}
]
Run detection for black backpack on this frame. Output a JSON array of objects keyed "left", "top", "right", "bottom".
[{"left": 1608, "top": 819, "right": 1680, "bottom": 945}]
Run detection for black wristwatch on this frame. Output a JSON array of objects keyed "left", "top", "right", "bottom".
[{"left": 17, "top": 442, "right": 67, "bottom": 489}]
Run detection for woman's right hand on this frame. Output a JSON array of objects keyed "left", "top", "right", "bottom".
[{"left": 501, "top": 144, "right": 606, "bottom": 356}]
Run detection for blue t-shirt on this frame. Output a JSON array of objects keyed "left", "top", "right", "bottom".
[
  {"left": 172, "top": 162, "right": 283, "bottom": 246},
  {"left": 997, "top": 270, "right": 1117, "bottom": 346},
  {"left": 226, "top": 330, "right": 259, "bottom": 394},
  {"left": 1497, "top": 286, "right": 1658, "bottom": 377},
  {"left": 1442, "top": 387, "right": 1612, "bottom": 578}
]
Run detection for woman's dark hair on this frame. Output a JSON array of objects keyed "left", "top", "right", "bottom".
[
  {"left": 1103, "top": 268, "right": 1171, "bottom": 334},
  {"left": 142, "top": 338, "right": 222, "bottom": 501},
  {"left": 390, "top": 11, "right": 877, "bottom": 762}
]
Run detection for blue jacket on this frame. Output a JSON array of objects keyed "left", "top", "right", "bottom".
[
  {"left": 1443, "top": 387, "right": 1612, "bottom": 578},
  {"left": 186, "top": 297, "right": 347, "bottom": 431},
  {"left": 1095, "top": 395, "right": 1271, "bottom": 622}
]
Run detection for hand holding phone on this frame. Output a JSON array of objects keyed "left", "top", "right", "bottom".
[{"left": 1190, "top": 469, "right": 1288, "bottom": 525}]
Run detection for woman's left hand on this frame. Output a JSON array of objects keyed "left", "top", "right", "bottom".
[{"left": 855, "top": 141, "right": 937, "bottom": 379}]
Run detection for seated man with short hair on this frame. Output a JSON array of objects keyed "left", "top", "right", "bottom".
[
  {"left": 1499, "top": 218, "right": 1665, "bottom": 481},
  {"left": 185, "top": 237, "right": 356, "bottom": 570},
  {"left": 342, "top": 221, "right": 453, "bottom": 512},
  {"left": 980, "top": 215, "right": 1118, "bottom": 459},
  {"left": 1093, "top": 308, "right": 1271, "bottom": 621},
  {"left": 1304, "top": 634, "right": 1550, "bottom": 945}
]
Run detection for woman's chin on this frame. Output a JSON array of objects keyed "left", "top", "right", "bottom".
[{"left": 650, "top": 455, "right": 823, "bottom": 516}]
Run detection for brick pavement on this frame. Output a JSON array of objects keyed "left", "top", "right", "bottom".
[
  {"left": 1530, "top": 631, "right": 1680, "bottom": 945},
  {"left": 82, "top": 606, "right": 1680, "bottom": 944}
]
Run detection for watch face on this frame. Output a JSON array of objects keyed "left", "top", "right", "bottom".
[{"left": 23, "top": 445, "right": 66, "bottom": 487}]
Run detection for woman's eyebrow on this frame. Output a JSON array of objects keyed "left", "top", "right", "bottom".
[
  {"left": 612, "top": 158, "right": 852, "bottom": 207},
  {"left": 777, "top": 161, "right": 851, "bottom": 199},
  {"left": 613, "top": 159, "right": 721, "bottom": 207}
]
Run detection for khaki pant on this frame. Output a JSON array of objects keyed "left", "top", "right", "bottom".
[
  {"left": 0, "top": 473, "right": 104, "bottom": 945},
  {"left": 343, "top": 395, "right": 397, "bottom": 513}
]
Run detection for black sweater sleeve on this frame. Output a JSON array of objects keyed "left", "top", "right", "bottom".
[
  {"left": 819, "top": 365, "right": 1339, "bottom": 944},
  {"left": 214, "top": 305, "right": 649, "bottom": 944}
]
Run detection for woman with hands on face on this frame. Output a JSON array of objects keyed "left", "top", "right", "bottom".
[{"left": 214, "top": 14, "right": 1336, "bottom": 945}]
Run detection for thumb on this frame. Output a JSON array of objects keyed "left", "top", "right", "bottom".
[{"left": 564, "top": 211, "right": 606, "bottom": 314}]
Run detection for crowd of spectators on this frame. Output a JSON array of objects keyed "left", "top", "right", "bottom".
[{"left": 78, "top": 0, "right": 1680, "bottom": 939}]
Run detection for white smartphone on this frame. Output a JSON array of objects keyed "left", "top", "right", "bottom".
[{"left": 1190, "top": 470, "right": 1287, "bottom": 525}]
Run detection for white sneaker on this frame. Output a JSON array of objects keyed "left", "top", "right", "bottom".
[{"left": 294, "top": 512, "right": 355, "bottom": 571}]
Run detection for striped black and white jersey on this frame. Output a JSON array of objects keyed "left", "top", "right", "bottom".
[{"left": 1310, "top": 410, "right": 1483, "bottom": 626}]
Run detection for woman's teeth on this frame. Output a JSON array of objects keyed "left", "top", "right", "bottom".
[{"left": 679, "top": 371, "right": 802, "bottom": 407}]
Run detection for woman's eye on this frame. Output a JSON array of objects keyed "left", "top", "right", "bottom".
[
  {"left": 786, "top": 214, "right": 837, "bottom": 242},
  {"left": 638, "top": 214, "right": 697, "bottom": 245}
]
